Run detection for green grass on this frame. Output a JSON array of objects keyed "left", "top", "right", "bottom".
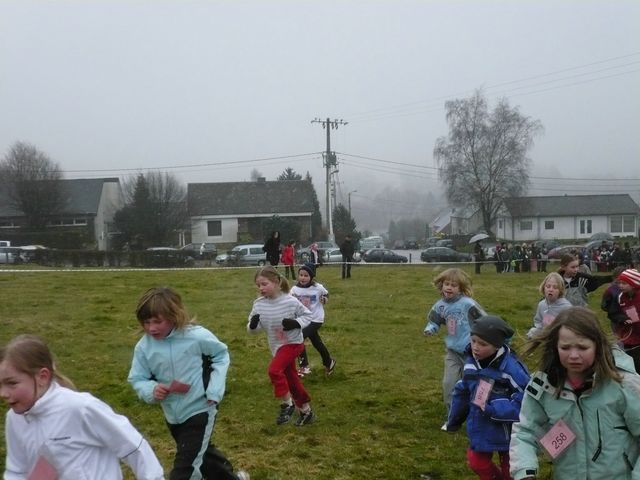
[{"left": 0, "top": 263, "right": 610, "bottom": 479}]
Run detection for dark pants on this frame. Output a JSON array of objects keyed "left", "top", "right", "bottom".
[
  {"left": 284, "top": 264, "right": 296, "bottom": 279},
  {"left": 167, "top": 410, "right": 237, "bottom": 480},
  {"left": 299, "top": 321, "right": 332, "bottom": 368},
  {"left": 342, "top": 255, "right": 352, "bottom": 278}
]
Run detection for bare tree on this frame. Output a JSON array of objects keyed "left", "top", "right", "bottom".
[
  {"left": 434, "top": 90, "right": 543, "bottom": 236},
  {"left": 0, "top": 141, "right": 65, "bottom": 230}
]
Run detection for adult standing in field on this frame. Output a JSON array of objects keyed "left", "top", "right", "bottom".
[
  {"left": 474, "top": 241, "right": 484, "bottom": 274},
  {"left": 263, "top": 231, "right": 281, "bottom": 267},
  {"left": 340, "top": 234, "right": 355, "bottom": 279}
]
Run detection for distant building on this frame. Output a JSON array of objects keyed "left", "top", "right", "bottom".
[
  {"left": 187, "top": 178, "right": 317, "bottom": 244},
  {"left": 498, "top": 194, "right": 640, "bottom": 242},
  {"left": 0, "top": 178, "right": 123, "bottom": 250},
  {"left": 430, "top": 207, "right": 483, "bottom": 236}
]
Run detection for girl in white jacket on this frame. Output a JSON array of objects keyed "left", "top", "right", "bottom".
[{"left": 0, "top": 334, "right": 164, "bottom": 480}]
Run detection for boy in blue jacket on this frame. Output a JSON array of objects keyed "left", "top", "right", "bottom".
[{"left": 444, "top": 315, "right": 529, "bottom": 480}]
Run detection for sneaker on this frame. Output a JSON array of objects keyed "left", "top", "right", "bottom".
[
  {"left": 236, "top": 470, "right": 250, "bottom": 480},
  {"left": 276, "top": 403, "right": 295, "bottom": 425},
  {"left": 295, "top": 409, "right": 316, "bottom": 426},
  {"left": 298, "top": 366, "right": 312, "bottom": 376},
  {"left": 325, "top": 358, "right": 336, "bottom": 376},
  {"left": 440, "top": 423, "right": 448, "bottom": 432}
]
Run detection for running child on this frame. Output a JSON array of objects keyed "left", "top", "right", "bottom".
[
  {"left": 615, "top": 268, "right": 640, "bottom": 372},
  {"left": 281, "top": 240, "right": 296, "bottom": 280},
  {"left": 510, "top": 307, "right": 640, "bottom": 480},
  {"left": 128, "top": 287, "right": 248, "bottom": 480},
  {"left": 526, "top": 272, "right": 572, "bottom": 339},
  {"left": 423, "top": 268, "right": 487, "bottom": 425},
  {"left": 248, "top": 265, "right": 315, "bottom": 426},
  {"left": 290, "top": 263, "right": 336, "bottom": 377},
  {"left": 1, "top": 334, "right": 164, "bottom": 479},
  {"left": 444, "top": 316, "right": 529, "bottom": 480},
  {"left": 558, "top": 253, "right": 612, "bottom": 306}
]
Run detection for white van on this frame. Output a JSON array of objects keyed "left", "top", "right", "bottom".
[
  {"left": 358, "top": 236, "right": 384, "bottom": 252},
  {"left": 226, "top": 244, "right": 267, "bottom": 266}
]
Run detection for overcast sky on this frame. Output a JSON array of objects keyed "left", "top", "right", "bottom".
[{"left": 1, "top": 1, "right": 638, "bottom": 231}]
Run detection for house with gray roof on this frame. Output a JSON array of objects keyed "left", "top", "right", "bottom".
[
  {"left": 187, "top": 178, "right": 317, "bottom": 244},
  {"left": 498, "top": 194, "right": 640, "bottom": 242},
  {"left": 0, "top": 177, "right": 122, "bottom": 250}
]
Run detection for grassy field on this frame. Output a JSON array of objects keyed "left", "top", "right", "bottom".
[{"left": 0, "top": 263, "right": 610, "bottom": 479}]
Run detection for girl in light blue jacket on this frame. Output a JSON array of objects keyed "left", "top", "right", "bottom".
[
  {"left": 510, "top": 307, "right": 640, "bottom": 480},
  {"left": 128, "top": 287, "right": 249, "bottom": 480}
]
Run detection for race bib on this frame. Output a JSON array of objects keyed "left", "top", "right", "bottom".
[
  {"left": 169, "top": 380, "right": 191, "bottom": 394},
  {"left": 446, "top": 317, "right": 457, "bottom": 335},
  {"left": 542, "top": 312, "right": 556, "bottom": 327},
  {"left": 625, "top": 307, "right": 640, "bottom": 323},
  {"left": 28, "top": 456, "right": 58, "bottom": 480},
  {"left": 472, "top": 378, "right": 494, "bottom": 411},
  {"left": 539, "top": 419, "right": 576, "bottom": 459}
]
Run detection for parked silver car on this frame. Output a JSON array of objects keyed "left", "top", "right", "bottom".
[
  {"left": 324, "top": 248, "right": 361, "bottom": 263},
  {"left": 225, "top": 244, "right": 267, "bottom": 266}
]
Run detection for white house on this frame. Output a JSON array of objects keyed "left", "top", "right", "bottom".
[
  {"left": 0, "top": 177, "right": 123, "bottom": 250},
  {"left": 497, "top": 194, "right": 640, "bottom": 242},
  {"left": 187, "top": 178, "right": 317, "bottom": 244}
]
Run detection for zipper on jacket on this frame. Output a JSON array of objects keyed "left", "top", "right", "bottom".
[{"left": 591, "top": 410, "right": 602, "bottom": 462}]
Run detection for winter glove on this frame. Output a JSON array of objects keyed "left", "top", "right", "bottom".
[
  {"left": 282, "top": 318, "right": 301, "bottom": 331},
  {"left": 249, "top": 314, "right": 260, "bottom": 330}
]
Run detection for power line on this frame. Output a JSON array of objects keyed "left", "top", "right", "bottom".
[
  {"left": 60, "top": 152, "right": 322, "bottom": 174},
  {"left": 346, "top": 52, "right": 640, "bottom": 123}
]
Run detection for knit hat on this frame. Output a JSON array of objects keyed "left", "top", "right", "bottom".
[
  {"left": 470, "top": 315, "right": 514, "bottom": 347},
  {"left": 618, "top": 269, "right": 640, "bottom": 289},
  {"left": 299, "top": 262, "right": 316, "bottom": 279}
]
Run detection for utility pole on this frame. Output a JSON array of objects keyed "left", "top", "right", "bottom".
[
  {"left": 348, "top": 190, "right": 357, "bottom": 216},
  {"left": 311, "top": 117, "right": 347, "bottom": 241}
]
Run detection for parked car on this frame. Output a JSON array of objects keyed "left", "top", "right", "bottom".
[
  {"left": 404, "top": 239, "right": 420, "bottom": 249},
  {"left": 361, "top": 248, "right": 408, "bottom": 263},
  {"left": 358, "top": 236, "right": 385, "bottom": 252},
  {"left": 297, "top": 241, "right": 338, "bottom": 262},
  {"left": 533, "top": 240, "right": 561, "bottom": 251},
  {"left": 226, "top": 244, "right": 267, "bottom": 266},
  {"left": 589, "top": 232, "right": 614, "bottom": 242},
  {"left": 215, "top": 253, "right": 229, "bottom": 265},
  {"left": 180, "top": 242, "right": 217, "bottom": 260},
  {"left": 324, "top": 248, "right": 361, "bottom": 263},
  {"left": 421, "top": 247, "right": 472, "bottom": 263},
  {"left": 547, "top": 244, "right": 584, "bottom": 260},
  {"left": 584, "top": 239, "right": 615, "bottom": 252},
  {"left": 435, "top": 238, "right": 454, "bottom": 249},
  {"left": 0, "top": 246, "right": 27, "bottom": 264},
  {"left": 145, "top": 247, "right": 195, "bottom": 267}
]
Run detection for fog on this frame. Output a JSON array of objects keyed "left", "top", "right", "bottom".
[{"left": 1, "top": 1, "right": 638, "bottom": 232}]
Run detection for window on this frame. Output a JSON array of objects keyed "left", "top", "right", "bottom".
[
  {"left": 207, "top": 220, "right": 222, "bottom": 236},
  {"left": 520, "top": 220, "right": 533, "bottom": 231},
  {"left": 610, "top": 215, "right": 635, "bottom": 234},
  {"left": 544, "top": 220, "right": 554, "bottom": 230},
  {"left": 579, "top": 219, "right": 592, "bottom": 235}
]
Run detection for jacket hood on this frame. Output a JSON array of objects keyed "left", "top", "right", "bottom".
[{"left": 612, "top": 345, "right": 637, "bottom": 374}]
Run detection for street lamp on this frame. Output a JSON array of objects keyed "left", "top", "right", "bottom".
[{"left": 348, "top": 190, "right": 357, "bottom": 216}]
